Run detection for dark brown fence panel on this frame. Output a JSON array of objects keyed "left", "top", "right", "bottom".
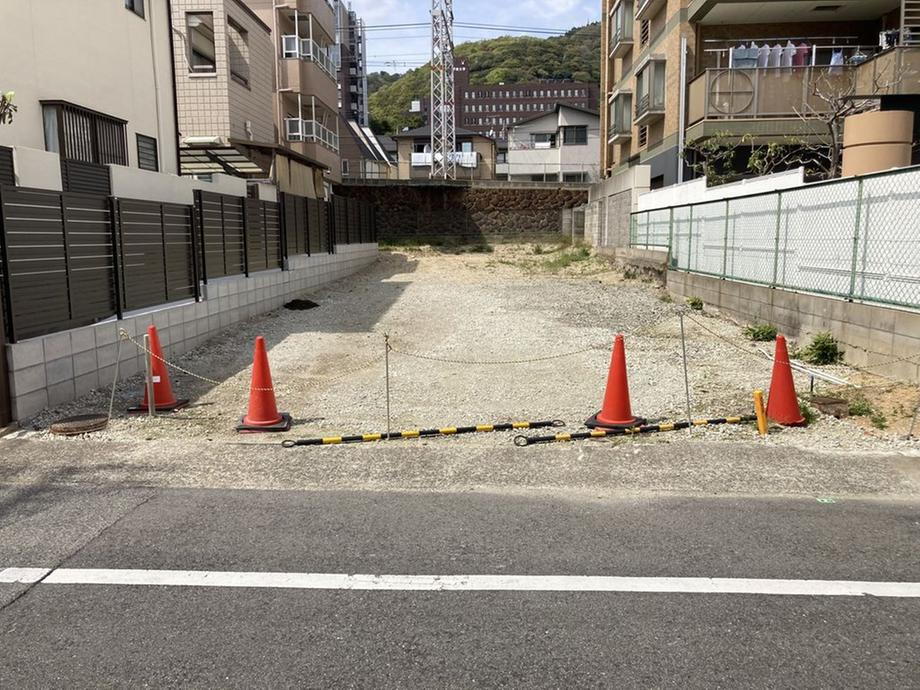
[
  {"left": 245, "top": 198, "right": 267, "bottom": 273},
  {"left": 333, "top": 196, "right": 348, "bottom": 245},
  {"left": 61, "top": 160, "right": 111, "bottom": 196},
  {"left": 162, "top": 203, "right": 196, "bottom": 303},
  {"left": 306, "top": 198, "right": 321, "bottom": 254},
  {"left": 221, "top": 195, "right": 246, "bottom": 276},
  {"left": 64, "top": 193, "right": 117, "bottom": 324},
  {"left": 195, "top": 191, "right": 245, "bottom": 280},
  {"left": 264, "top": 201, "right": 283, "bottom": 268},
  {"left": 0, "top": 147, "right": 14, "bottom": 187},
  {"left": 118, "top": 199, "right": 195, "bottom": 311},
  {"left": 347, "top": 198, "right": 360, "bottom": 244},
  {"left": 0, "top": 187, "right": 116, "bottom": 340}
]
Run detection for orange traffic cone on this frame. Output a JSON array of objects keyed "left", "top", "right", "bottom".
[
  {"left": 766, "top": 334, "right": 806, "bottom": 426},
  {"left": 236, "top": 336, "right": 291, "bottom": 432},
  {"left": 585, "top": 334, "right": 646, "bottom": 429},
  {"left": 129, "top": 325, "right": 188, "bottom": 412}
]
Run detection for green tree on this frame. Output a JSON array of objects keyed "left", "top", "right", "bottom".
[{"left": 0, "top": 91, "right": 16, "bottom": 125}]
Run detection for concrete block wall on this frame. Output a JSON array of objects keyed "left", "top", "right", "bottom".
[
  {"left": 667, "top": 270, "right": 920, "bottom": 384},
  {"left": 6, "top": 243, "right": 378, "bottom": 421}
]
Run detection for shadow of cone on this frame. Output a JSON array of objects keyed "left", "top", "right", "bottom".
[
  {"left": 236, "top": 336, "right": 292, "bottom": 433},
  {"left": 766, "top": 334, "right": 806, "bottom": 426},
  {"left": 128, "top": 325, "right": 189, "bottom": 412},
  {"left": 585, "top": 334, "right": 646, "bottom": 429}
]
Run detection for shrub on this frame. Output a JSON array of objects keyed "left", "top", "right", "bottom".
[
  {"left": 743, "top": 323, "right": 777, "bottom": 342},
  {"left": 533, "top": 244, "right": 544, "bottom": 255},
  {"left": 870, "top": 410, "right": 888, "bottom": 430},
  {"left": 541, "top": 247, "right": 591, "bottom": 271},
  {"left": 800, "top": 402, "right": 817, "bottom": 426},
  {"left": 467, "top": 243, "right": 493, "bottom": 253},
  {"left": 687, "top": 296, "right": 703, "bottom": 311},
  {"left": 848, "top": 396, "right": 873, "bottom": 417},
  {"left": 799, "top": 332, "right": 843, "bottom": 365},
  {"left": 658, "top": 292, "right": 673, "bottom": 303}
]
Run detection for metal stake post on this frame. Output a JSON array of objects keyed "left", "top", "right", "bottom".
[
  {"left": 679, "top": 311, "right": 692, "bottom": 428},
  {"left": 384, "top": 333, "right": 391, "bottom": 439},
  {"left": 143, "top": 333, "right": 155, "bottom": 418}
]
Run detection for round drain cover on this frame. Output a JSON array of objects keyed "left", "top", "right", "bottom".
[{"left": 49, "top": 414, "right": 109, "bottom": 436}]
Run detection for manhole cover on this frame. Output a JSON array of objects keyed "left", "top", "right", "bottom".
[{"left": 49, "top": 414, "right": 109, "bottom": 436}]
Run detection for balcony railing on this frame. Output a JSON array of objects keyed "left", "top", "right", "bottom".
[
  {"left": 686, "top": 48, "right": 920, "bottom": 126},
  {"left": 609, "top": 2, "right": 633, "bottom": 57},
  {"left": 634, "top": 93, "right": 665, "bottom": 125},
  {"left": 410, "top": 151, "right": 478, "bottom": 168},
  {"left": 281, "top": 36, "right": 337, "bottom": 80},
  {"left": 284, "top": 117, "right": 339, "bottom": 152}
]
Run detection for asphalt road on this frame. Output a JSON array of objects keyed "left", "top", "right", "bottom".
[{"left": 1, "top": 485, "right": 919, "bottom": 687}]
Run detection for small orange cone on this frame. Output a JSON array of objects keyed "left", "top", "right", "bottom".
[
  {"left": 129, "top": 325, "right": 188, "bottom": 412},
  {"left": 766, "top": 334, "right": 806, "bottom": 426},
  {"left": 585, "top": 334, "right": 646, "bottom": 429},
  {"left": 236, "top": 336, "right": 291, "bottom": 432}
]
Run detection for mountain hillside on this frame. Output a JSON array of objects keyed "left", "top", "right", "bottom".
[{"left": 368, "top": 23, "right": 600, "bottom": 134}]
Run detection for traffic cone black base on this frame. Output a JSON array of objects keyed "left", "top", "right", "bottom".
[
  {"left": 236, "top": 412, "right": 292, "bottom": 433},
  {"left": 584, "top": 412, "right": 646, "bottom": 430}
]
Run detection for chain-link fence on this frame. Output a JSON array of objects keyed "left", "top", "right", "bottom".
[{"left": 629, "top": 165, "right": 920, "bottom": 309}]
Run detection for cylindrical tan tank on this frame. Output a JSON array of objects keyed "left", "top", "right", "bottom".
[{"left": 842, "top": 110, "right": 914, "bottom": 177}]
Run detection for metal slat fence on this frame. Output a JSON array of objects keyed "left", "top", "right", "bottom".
[
  {"left": 0, "top": 184, "right": 377, "bottom": 342},
  {"left": 629, "top": 166, "right": 920, "bottom": 310}
]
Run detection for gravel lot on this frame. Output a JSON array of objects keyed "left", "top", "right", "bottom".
[{"left": 15, "top": 244, "right": 920, "bottom": 454}]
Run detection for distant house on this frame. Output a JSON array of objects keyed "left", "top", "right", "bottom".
[
  {"left": 339, "top": 117, "right": 396, "bottom": 180},
  {"left": 393, "top": 126, "right": 496, "bottom": 180},
  {"left": 506, "top": 104, "right": 600, "bottom": 182}
]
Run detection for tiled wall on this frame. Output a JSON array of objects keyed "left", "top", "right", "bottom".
[{"left": 6, "top": 244, "right": 378, "bottom": 421}]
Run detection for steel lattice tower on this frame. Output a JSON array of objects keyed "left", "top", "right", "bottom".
[{"left": 430, "top": 0, "right": 456, "bottom": 179}]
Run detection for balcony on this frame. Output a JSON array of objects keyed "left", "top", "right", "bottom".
[
  {"left": 635, "top": 0, "right": 666, "bottom": 22},
  {"left": 410, "top": 151, "right": 478, "bottom": 168},
  {"left": 686, "top": 47, "right": 920, "bottom": 129},
  {"left": 609, "top": 1, "right": 634, "bottom": 58},
  {"left": 281, "top": 36, "right": 337, "bottom": 80},
  {"left": 284, "top": 117, "right": 339, "bottom": 152},
  {"left": 290, "top": 0, "right": 336, "bottom": 42},
  {"left": 634, "top": 93, "right": 665, "bottom": 126}
]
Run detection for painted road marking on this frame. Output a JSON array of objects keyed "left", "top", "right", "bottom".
[{"left": 2, "top": 567, "right": 920, "bottom": 597}]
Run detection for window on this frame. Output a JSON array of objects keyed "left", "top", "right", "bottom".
[
  {"left": 227, "top": 17, "right": 250, "bottom": 87},
  {"left": 460, "top": 141, "right": 473, "bottom": 153},
  {"left": 610, "top": 93, "right": 632, "bottom": 136},
  {"left": 638, "top": 125, "right": 648, "bottom": 148},
  {"left": 562, "top": 125, "right": 587, "bottom": 145},
  {"left": 342, "top": 159, "right": 350, "bottom": 175},
  {"left": 136, "top": 134, "right": 159, "bottom": 171},
  {"left": 640, "top": 19, "right": 650, "bottom": 47},
  {"left": 563, "top": 172, "right": 587, "bottom": 182},
  {"left": 531, "top": 132, "right": 556, "bottom": 148},
  {"left": 125, "top": 0, "right": 145, "bottom": 18},
  {"left": 41, "top": 101, "right": 128, "bottom": 165},
  {"left": 612, "top": 2, "right": 633, "bottom": 46},
  {"left": 636, "top": 59, "right": 666, "bottom": 116},
  {"left": 187, "top": 12, "right": 216, "bottom": 74},
  {"left": 496, "top": 152, "right": 507, "bottom": 163}
]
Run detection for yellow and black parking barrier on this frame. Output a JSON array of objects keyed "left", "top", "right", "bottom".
[
  {"left": 281, "top": 419, "right": 566, "bottom": 447},
  {"left": 513, "top": 415, "right": 757, "bottom": 446}
]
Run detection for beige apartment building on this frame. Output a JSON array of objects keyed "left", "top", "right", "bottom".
[
  {"left": 394, "top": 127, "right": 497, "bottom": 181},
  {"left": 244, "top": 0, "right": 342, "bottom": 182},
  {"left": 0, "top": 0, "right": 179, "bottom": 184},
  {"left": 600, "top": 0, "right": 920, "bottom": 187}
]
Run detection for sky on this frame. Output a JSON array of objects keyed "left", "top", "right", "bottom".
[{"left": 346, "top": 0, "right": 600, "bottom": 75}]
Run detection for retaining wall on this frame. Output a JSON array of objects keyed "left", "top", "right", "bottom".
[
  {"left": 5, "top": 243, "right": 378, "bottom": 421},
  {"left": 336, "top": 181, "right": 587, "bottom": 241},
  {"left": 667, "top": 269, "right": 920, "bottom": 384}
]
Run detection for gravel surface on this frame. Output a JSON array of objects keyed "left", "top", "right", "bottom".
[{"left": 14, "top": 244, "right": 920, "bottom": 455}]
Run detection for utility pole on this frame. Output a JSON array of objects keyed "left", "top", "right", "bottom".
[{"left": 430, "top": 0, "right": 456, "bottom": 179}]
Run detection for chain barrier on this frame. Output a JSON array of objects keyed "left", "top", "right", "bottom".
[{"left": 387, "top": 341, "right": 607, "bottom": 365}]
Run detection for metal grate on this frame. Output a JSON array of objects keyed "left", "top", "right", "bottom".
[{"left": 639, "top": 19, "right": 650, "bottom": 47}]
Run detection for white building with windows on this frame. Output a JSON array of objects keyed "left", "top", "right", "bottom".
[{"left": 505, "top": 104, "right": 600, "bottom": 182}]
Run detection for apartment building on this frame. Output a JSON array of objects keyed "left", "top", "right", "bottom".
[
  {"left": 421, "top": 58, "right": 600, "bottom": 139},
  {"left": 336, "top": 2, "right": 369, "bottom": 127},
  {"left": 339, "top": 116, "right": 395, "bottom": 180},
  {"left": 0, "top": 0, "right": 179, "bottom": 188},
  {"left": 600, "top": 0, "right": 920, "bottom": 187},
  {"left": 244, "top": 0, "right": 342, "bottom": 183},
  {"left": 394, "top": 126, "right": 496, "bottom": 180},
  {"left": 506, "top": 104, "right": 600, "bottom": 182}
]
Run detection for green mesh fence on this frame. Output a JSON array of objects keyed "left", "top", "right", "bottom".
[{"left": 630, "top": 166, "right": 920, "bottom": 309}]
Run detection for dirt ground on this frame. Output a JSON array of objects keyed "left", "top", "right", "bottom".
[{"left": 14, "top": 242, "right": 920, "bottom": 454}]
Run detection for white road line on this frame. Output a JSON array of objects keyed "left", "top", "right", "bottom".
[{"left": 0, "top": 567, "right": 918, "bottom": 597}]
